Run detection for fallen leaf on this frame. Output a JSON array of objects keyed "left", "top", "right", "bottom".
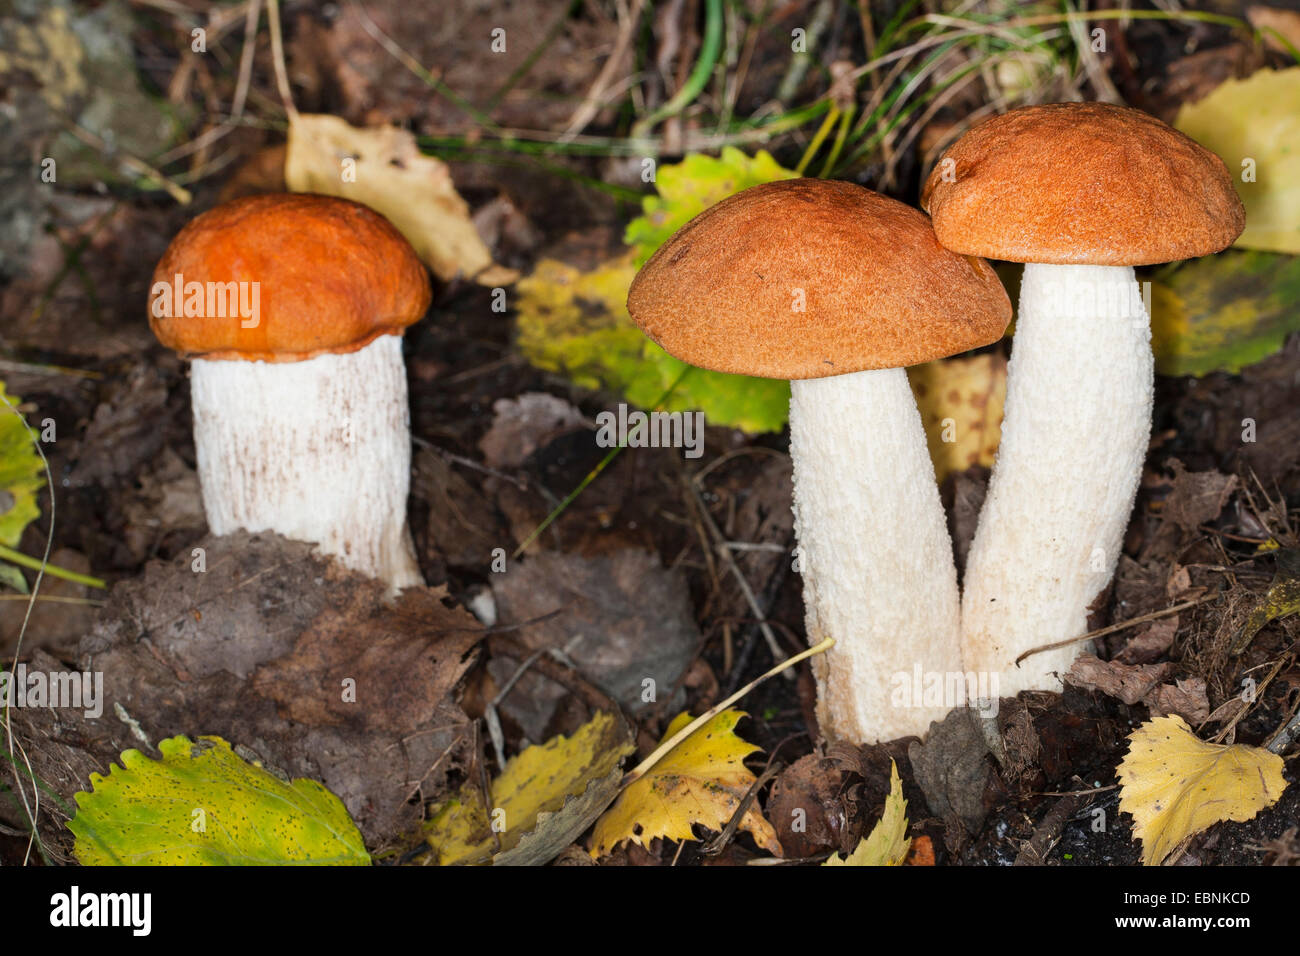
[
  {"left": 824, "top": 760, "right": 911, "bottom": 866},
  {"left": 53, "top": 532, "right": 479, "bottom": 847},
  {"left": 1115, "top": 617, "right": 1179, "bottom": 664},
  {"left": 1144, "top": 678, "right": 1210, "bottom": 724},
  {"left": 1150, "top": 250, "right": 1300, "bottom": 377},
  {"left": 0, "top": 383, "right": 45, "bottom": 548},
  {"left": 490, "top": 549, "right": 700, "bottom": 737},
  {"left": 514, "top": 254, "right": 790, "bottom": 433},
  {"left": 425, "top": 710, "right": 634, "bottom": 866},
  {"left": 1117, "top": 714, "right": 1288, "bottom": 866},
  {"left": 768, "top": 753, "right": 852, "bottom": 858},
  {"left": 69, "top": 735, "right": 368, "bottom": 865},
  {"left": 414, "top": 448, "right": 509, "bottom": 569},
  {"left": 285, "top": 113, "right": 515, "bottom": 285},
  {"left": 1161, "top": 459, "right": 1238, "bottom": 532},
  {"left": 905, "top": 833, "right": 936, "bottom": 865},
  {"left": 624, "top": 147, "right": 799, "bottom": 266},
  {"left": 908, "top": 353, "right": 1007, "bottom": 483},
  {"left": 589, "top": 709, "right": 781, "bottom": 857},
  {"left": 1233, "top": 551, "right": 1300, "bottom": 654},
  {"left": 479, "top": 392, "right": 587, "bottom": 469},
  {"left": 907, "top": 707, "right": 992, "bottom": 844},
  {"left": 1065, "top": 655, "right": 1173, "bottom": 705},
  {"left": 1175, "top": 67, "right": 1300, "bottom": 254}
]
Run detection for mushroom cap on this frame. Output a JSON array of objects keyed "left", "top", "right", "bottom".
[
  {"left": 626, "top": 178, "right": 1011, "bottom": 380},
  {"left": 150, "top": 193, "right": 431, "bottom": 361},
  {"left": 921, "top": 102, "right": 1245, "bottom": 266}
]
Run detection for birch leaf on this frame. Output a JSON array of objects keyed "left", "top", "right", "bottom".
[{"left": 1116, "top": 715, "right": 1287, "bottom": 866}]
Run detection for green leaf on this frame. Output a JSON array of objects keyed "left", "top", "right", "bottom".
[
  {"left": 625, "top": 147, "right": 800, "bottom": 266},
  {"left": 0, "top": 383, "right": 45, "bottom": 548},
  {"left": 1175, "top": 67, "right": 1300, "bottom": 255},
  {"left": 515, "top": 254, "right": 790, "bottom": 434},
  {"left": 0, "top": 562, "right": 28, "bottom": 594},
  {"left": 68, "top": 735, "right": 369, "bottom": 865},
  {"left": 515, "top": 148, "right": 799, "bottom": 434},
  {"left": 517, "top": 149, "right": 799, "bottom": 433},
  {"left": 1149, "top": 249, "right": 1300, "bottom": 377}
]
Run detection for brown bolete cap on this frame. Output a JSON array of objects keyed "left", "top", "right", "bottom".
[
  {"left": 921, "top": 102, "right": 1245, "bottom": 266},
  {"left": 150, "top": 193, "right": 431, "bottom": 361},
  {"left": 626, "top": 178, "right": 1011, "bottom": 380}
]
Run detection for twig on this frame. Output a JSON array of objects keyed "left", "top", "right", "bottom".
[
  {"left": 1215, "top": 654, "right": 1290, "bottom": 744},
  {"left": 264, "top": 0, "right": 297, "bottom": 120},
  {"left": 230, "top": 0, "right": 262, "bottom": 119},
  {"left": 484, "top": 646, "right": 549, "bottom": 771},
  {"left": 620, "top": 637, "right": 833, "bottom": 789},
  {"left": 1013, "top": 595, "right": 1217, "bottom": 666},
  {"left": 1014, "top": 776, "right": 1092, "bottom": 865},
  {"left": 685, "top": 477, "right": 792, "bottom": 679},
  {"left": 700, "top": 760, "right": 783, "bottom": 856},
  {"left": 0, "top": 545, "right": 106, "bottom": 590},
  {"left": 58, "top": 118, "right": 191, "bottom": 204},
  {"left": 1267, "top": 702, "right": 1300, "bottom": 755}
]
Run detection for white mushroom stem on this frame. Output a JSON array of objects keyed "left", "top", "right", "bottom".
[
  {"left": 789, "top": 367, "right": 964, "bottom": 744},
  {"left": 191, "top": 333, "right": 423, "bottom": 592},
  {"left": 961, "top": 263, "right": 1153, "bottom": 696}
]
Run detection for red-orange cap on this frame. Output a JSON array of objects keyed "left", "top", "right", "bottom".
[
  {"left": 921, "top": 102, "right": 1244, "bottom": 266},
  {"left": 627, "top": 178, "right": 1011, "bottom": 380},
  {"left": 149, "top": 194, "right": 430, "bottom": 361}
]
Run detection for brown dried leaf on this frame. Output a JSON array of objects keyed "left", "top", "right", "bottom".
[
  {"left": 1144, "top": 678, "right": 1210, "bottom": 724},
  {"left": 478, "top": 393, "right": 586, "bottom": 469},
  {"left": 1065, "top": 655, "right": 1173, "bottom": 705},
  {"left": 1115, "top": 617, "right": 1179, "bottom": 665},
  {"left": 768, "top": 753, "right": 852, "bottom": 858},
  {"left": 1162, "top": 459, "right": 1238, "bottom": 533}
]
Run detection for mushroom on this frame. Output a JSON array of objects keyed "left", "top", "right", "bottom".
[
  {"left": 149, "top": 193, "right": 431, "bottom": 591},
  {"left": 921, "top": 102, "right": 1244, "bottom": 696},
  {"left": 628, "top": 178, "right": 1011, "bottom": 743}
]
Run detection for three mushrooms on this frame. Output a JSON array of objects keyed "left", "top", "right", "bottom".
[{"left": 148, "top": 102, "right": 1242, "bottom": 747}]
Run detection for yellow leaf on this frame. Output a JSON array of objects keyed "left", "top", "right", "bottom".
[
  {"left": 424, "top": 710, "right": 634, "bottom": 865},
  {"left": 285, "top": 113, "right": 516, "bottom": 286},
  {"left": 1117, "top": 714, "right": 1288, "bottom": 866},
  {"left": 1175, "top": 67, "right": 1300, "bottom": 254},
  {"left": 908, "top": 353, "right": 1007, "bottom": 483},
  {"left": 589, "top": 709, "right": 782, "bottom": 857},
  {"left": 824, "top": 760, "right": 911, "bottom": 866}
]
